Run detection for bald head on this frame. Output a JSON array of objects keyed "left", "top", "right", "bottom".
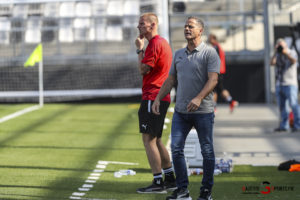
[
  {"left": 141, "top": 13, "right": 158, "bottom": 25},
  {"left": 137, "top": 12, "right": 159, "bottom": 40}
]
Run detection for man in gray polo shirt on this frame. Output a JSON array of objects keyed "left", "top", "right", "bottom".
[{"left": 152, "top": 16, "right": 220, "bottom": 200}]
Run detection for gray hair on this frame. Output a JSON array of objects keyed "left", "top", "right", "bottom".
[{"left": 187, "top": 16, "right": 204, "bottom": 29}]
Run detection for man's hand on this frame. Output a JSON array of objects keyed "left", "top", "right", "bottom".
[
  {"left": 282, "top": 47, "right": 289, "bottom": 55},
  {"left": 152, "top": 98, "right": 160, "bottom": 115},
  {"left": 135, "top": 35, "right": 144, "bottom": 50},
  {"left": 187, "top": 97, "right": 202, "bottom": 112}
]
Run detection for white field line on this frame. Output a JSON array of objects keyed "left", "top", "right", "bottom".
[
  {"left": 0, "top": 105, "right": 41, "bottom": 124},
  {"left": 166, "top": 135, "right": 172, "bottom": 158},
  {"left": 69, "top": 160, "right": 139, "bottom": 200},
  {"left": 98, "top": 161, "right": 139, "bottom": 166}
]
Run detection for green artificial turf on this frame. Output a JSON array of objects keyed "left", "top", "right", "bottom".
[{"left": 0, "top": 104, "right": 299, "bottom": 200}]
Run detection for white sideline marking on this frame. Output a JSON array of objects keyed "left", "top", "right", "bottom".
[
  {"left": 90, "top": 173, "right": 101, "bottom": 177},
  {"left": 82, "top": 184, "right": 93, "bottom": 188},
  {"left": 87, "top": 176, "right": 99, "bottom": 180},
  {"left": 93, "top": 169, "right": 104, "bottom": 173},
  {"left": 79, "top": 188, "right": 90, "bottom": 192},
  {"left": 85, "top": 180, "right": 96, "bottom": 183},
  {"left": 96, "top": 165, "right": 106, "bottom": 169},
  {"left": 69, "top": 160, "right": 138, "bottom": 200},
  {"left": 0, "top": 105, "right": 41, "bottom": 123},
  {"left": 69, "top": 196, "right": 81, "bottom": 200},
  {"left": 72, "top": 192, "right": 85, "bottom": 196},
  {"left": 98, "top": 161, "right": 139, "bottom": 166}
]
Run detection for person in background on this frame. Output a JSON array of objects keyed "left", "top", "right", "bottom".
[
  {"left": 135, "top": 12, "right": 176, "bottom": 194},
  {"left": 153, "top": 16, "right": 220, "bottom": 200},
  {"left": 208, "top": 33, "right": 238, "bottom": 113},
  {"left": 270, "top": 38, "right": 300, "bottom": 132}
]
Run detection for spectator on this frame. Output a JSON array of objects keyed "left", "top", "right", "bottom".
[{"left": 270, "top": 38, "right": 300, "bottom": 132}]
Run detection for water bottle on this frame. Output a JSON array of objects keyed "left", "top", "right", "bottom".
[
  {"left": 214, "top": 169, "right": 222, "bottom": 175},
  {"left": 114, "top": 171, "right": 122, "bottom": 178}
]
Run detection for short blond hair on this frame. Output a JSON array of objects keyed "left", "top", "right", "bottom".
[
  {"left": 141, "top": 12, "right": 158, "bottom": 25},
  {"left": 276, "top": 38, "right": 285, "bottom": 45}
]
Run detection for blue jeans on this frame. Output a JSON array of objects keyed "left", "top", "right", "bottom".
[
  {"left": 275, "top": 85, "right": 300, "bottom": 130},
  {"left": 171, "top": 111, "right": 215, "bottom": 191}
]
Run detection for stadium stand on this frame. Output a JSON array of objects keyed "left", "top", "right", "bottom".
[
  {"left": 0, "top": 0, "right": 161, "bottom": 102},
  {"left": 1, "top": 0, "right": 300, "bottom": 103}
]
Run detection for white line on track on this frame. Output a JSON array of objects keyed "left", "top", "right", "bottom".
[{"left": 69, "top": 160, "right": 138, "bottom": 200}]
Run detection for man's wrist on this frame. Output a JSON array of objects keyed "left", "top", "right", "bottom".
[{"left": 136, "top": 49, "right": 144, "bottom": 54}]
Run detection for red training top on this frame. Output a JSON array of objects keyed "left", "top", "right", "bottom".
[
  {"left": 141, "top": 35, "right": 172, "bottom": 102},
  {"left": 215, "top": 43, "right": 226, "bottom": 74}
]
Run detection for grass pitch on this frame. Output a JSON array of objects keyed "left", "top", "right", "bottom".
[{"left": 0, "top": 104, "right": 299, "bottom": 200}]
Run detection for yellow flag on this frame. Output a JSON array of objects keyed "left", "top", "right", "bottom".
[{"left": 24, "top": 44, "right": 43, "bottom": 67}]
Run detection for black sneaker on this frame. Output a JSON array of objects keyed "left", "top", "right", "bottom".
[
  {"left": 136, "top": 180, "right": 167, "bottom": 194},
  {"left": 197, "top": 189, "right": 213, "bottom": 200},
  {"left": 166, "top": 187, "right": 192, "bottom": 200},
  {"left": 164, "top": 179, "right": 177, "bottom": 191}
]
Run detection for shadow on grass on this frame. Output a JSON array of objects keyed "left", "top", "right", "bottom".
[
  {"left": 0, "top": 165, "right": 91, "bottom": 172},
  {"left": 0, "top": 192, "right": 68, "bottom": 200},
  {"left": 0, "top": 145, "right": 144, "bottom": 152},
  {"left": 42, "top": 108, "right": 142, "bottom": 199},
  {"left": 0, "top": 105, "right": 75, "bottom": 146}
]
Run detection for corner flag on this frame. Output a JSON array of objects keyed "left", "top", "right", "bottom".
[{"left": 24, "top": 43, "right": 43, "bottom": 67}]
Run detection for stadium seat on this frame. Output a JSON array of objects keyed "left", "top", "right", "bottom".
[
  {"left": 76, "top": 2, "right": 91, "bottom": 17},
  {"left": 92, "top": 0, "right": 107, "bottom": 16},
  {"left": 106, "top": 26, "right": 122, "bottom": 41},
  {"left": 89, "top": 26, "right": 95, "bottom": 41},
  {"left": 124, "top": 0, "right": 140, "bottom": 16},
  {"left": 74, "top": 18, "right": 90, "bottom": 41},
  {"left": 42, "top": 19, "right": 57, "bottom": 43},
  {"left": 60, "top": 2, "right": 75, "bottom": 17},
  {"left": 59, "top": 19, "right": 73, "bottom": 42},
  {"left": 10, "top": 19, "right": 23, "bottom": 44},
  {"left": 0, "top": 5, "right": 12, "bottom": 17},
  {"left": 107, "top": 0, "right": 123, "bottom": 16},
  {"left": 95, "top": 26, "right": 106, "bottom": 41},
  {"left": 44, "top": 3, "right": 59, "bottom": 17},
  {"left": 74, "top": 18, "right": 90, "bottom": 28},
  {"left": 95, "top": 19, "right": 106, "bottom": 41},
  {"left": 13, "top": 4, "right": 28, "bottom": 18},
  {"left": 59, "top": 28, "right": 73, "bottom": 43},
  {"left": 25, "top": 29, "right": 41, "bottom": 43},
  {"left": 0, "top": 17, "right": 10, "bottom": 44},
  {"left": 28, "top": 3, "right": 43, "bottom": 16},
  {"left": 25, "top": 18, "right": 41, "bottom": 43}
]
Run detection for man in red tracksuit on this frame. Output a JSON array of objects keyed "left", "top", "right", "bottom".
[
  {"left": 135, "top": 12, "right": 176, "bottom": 194},
  {"left": 208, "top": 33, "right": 238, "bottom": 112}
]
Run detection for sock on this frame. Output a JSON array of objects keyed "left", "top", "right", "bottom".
[
  {"left": 153, "top": 173, "right": 163, "bottom": 185},
  {"left": 225, "top": 96, "right": 232, "bottom": 103},
  {"left": 163, "top": 167, "right": 175, "bottom": 181}
]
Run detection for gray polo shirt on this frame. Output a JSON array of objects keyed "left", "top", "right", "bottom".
[
  {"left": 275, "top": 48, "right": 298, "bottom": 86},
  {"left": 170, "top": 42, "right": 220, "bottom": 114}
]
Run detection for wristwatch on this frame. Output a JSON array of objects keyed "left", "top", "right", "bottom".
[{"left": 136, "top": 49, "right": 144, "bottom": 54}]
